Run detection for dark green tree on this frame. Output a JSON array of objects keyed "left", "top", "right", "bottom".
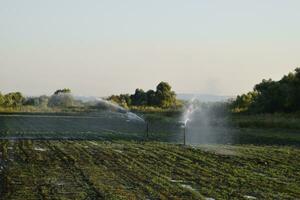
[
  {"left": 146, "top": 89, "right": 158, "bottom": 106},
  {"left": 155, "top": 82, "right": 176, "bottom": 108},
  {"left": 131, "top": 89, "right": 147, "bottom": 106}
]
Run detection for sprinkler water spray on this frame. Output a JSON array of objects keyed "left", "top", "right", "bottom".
[
  {"left": 180, "top": 97, "right": 197, "bottom": 146},
  {"left": 95, "top": 98, "right": 145, "bottom": 123}
]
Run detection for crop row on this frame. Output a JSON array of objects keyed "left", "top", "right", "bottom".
[{"left": 0, "top": 140, "right": 299, "bottom": 199}]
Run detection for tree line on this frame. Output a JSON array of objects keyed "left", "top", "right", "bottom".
[
  {"left": 0, "top": 82, "right": 181, "bottom": 111},
  {"left": 0, "top": 88, "right": 74, "bottom": 109},
  {"left": 108, "top": 82, "right": 181, "bottom": 109},
  {"left": 231, "top": 68, "right": 300, "bottom": 113}
]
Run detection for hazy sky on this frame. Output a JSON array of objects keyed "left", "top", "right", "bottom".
[{"left": 1, "top": 0, "right": 299, "bottom": 97}]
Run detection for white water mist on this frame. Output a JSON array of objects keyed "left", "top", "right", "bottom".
[
  {"left": 180, "top": 98, "right": 231, "bottom": 145},
  {"left": 95, "top": 98, "right": 145, "bottom": 123}
]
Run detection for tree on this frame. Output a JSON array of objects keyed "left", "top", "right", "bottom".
[
  {"left": 146, "top": 89, "right": 158, "bottom": 106},
  {"left": 2, "top": 92, "right": 24, "bottom": 107},
  {"left": 231, "top": 92, "right": 257, "bottom": 112},
  {"left": 131, "top": 89, "right": 147, "bottom": 106},
  {"left": 155, "top": 82, "right": 176, "bottom": 108}
]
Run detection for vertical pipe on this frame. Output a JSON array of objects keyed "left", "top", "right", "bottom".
[{"left": 183, "top": 125, "right": 186, "bottom": 146}]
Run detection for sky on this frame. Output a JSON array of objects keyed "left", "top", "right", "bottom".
[{"left": 0, "top": 0, "right": 299, "bottom": 97}]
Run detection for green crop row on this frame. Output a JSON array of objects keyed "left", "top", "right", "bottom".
[{"left": 0, "top": 140, "right": 299, "bottom": 199}]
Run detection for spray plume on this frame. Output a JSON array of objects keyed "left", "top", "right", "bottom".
[
  {"left": 180, "top": 97, "right": 231, "bottom": 145},
  {"left": 95, "top": 98, "right": 145, "bottom": 123}
]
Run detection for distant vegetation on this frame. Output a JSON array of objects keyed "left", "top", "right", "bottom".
[
  {"left": 107, "top": 81, "right": 183, "bottom": 110},
  {"left": 3, "top": 68, "right": 300, "bottom": 116},
  {"left": 0, "top": 88, "right": 79, "bottom": 112},
  {"left": 0, "top": 92, "right": 24, "bottom": 107},
  {"left": 0, "top": 82, "right": 183, "bottom": 113},
  {"left": 231, "top": 68, "right": 300, "bottom": 113}
]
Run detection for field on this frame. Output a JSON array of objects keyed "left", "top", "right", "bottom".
[
  {"left": 0, "top": 113, "right": 300, "bottom": 199},
  {"left": 1, "top": 140, "right": 299, "bottom": 200}
]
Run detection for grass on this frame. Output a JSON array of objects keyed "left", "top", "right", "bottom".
[
  {"left": 231, "top": 113, "right": 300, "bottom": 129},
  {"left": 0, "top": 140, "right": 299, "bottom": 199},
  {"left": 0, "top": 105, "right": 99, "bottom": 114},
  {"left": 0, "top": 106, "right": 58, "bottom": 113}
]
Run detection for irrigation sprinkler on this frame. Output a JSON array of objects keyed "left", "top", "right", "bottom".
[
  {"left": 180, "top": 122, "right": 187, "bottom": 146},
  {"left": 183, "top": 125, "right": 186, "bottom": 146}
]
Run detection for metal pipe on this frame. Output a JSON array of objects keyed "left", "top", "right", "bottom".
[{"left": 183, "top": 125, "right": 186, "bottom": 146}]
